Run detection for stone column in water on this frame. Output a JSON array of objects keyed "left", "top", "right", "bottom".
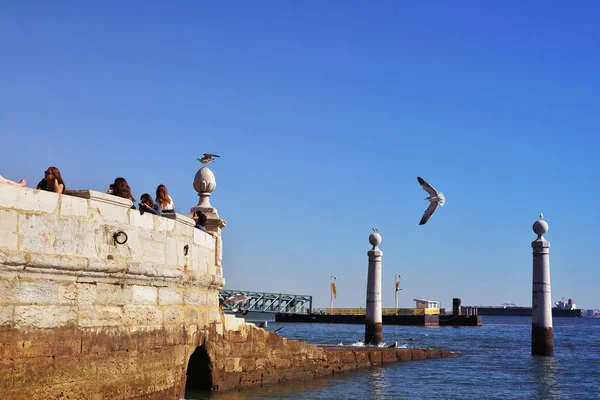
[
  {"left": 365, "top": 229, "right": 383, "bottom": 345},
  {"left": 531, "top": 215, "right": 553, "bottom": 356}
]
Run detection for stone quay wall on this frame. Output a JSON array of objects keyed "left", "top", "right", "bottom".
[
  {"left": 0, "top": 185, "right": 459, "bottom": 399},
  {"left": 0, "top": 185, "right": 225, "bottom": 399}
]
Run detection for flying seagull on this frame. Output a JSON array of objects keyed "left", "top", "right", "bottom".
[
  {"left": 197, "top": 153, "right": 220, "bottom": 165},
  {"left": 223, "top": 293, "right": 249, "bottom": 305},
  {"left": 417, "top": 177, "right": 445, "bottom": 225}
]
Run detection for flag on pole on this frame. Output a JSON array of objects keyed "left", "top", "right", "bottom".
[{"left": 331, "top": 282, "right": 337, "bottom": 299}]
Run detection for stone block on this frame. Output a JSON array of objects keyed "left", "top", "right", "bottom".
[
  {"left": 57, "top": 284, "right": 78, "bottom": 304},
  {"left": 127, "top": 263, "right": 157, "bottom": 277},
  {"left": 14, "top": 280, "right": 59, "bottom": 304},
  {"left": 158, "top": 288, "right": 182, "bottom": 305},
  {"left": 0, "top": 305, "right": 14, "bottom": 326},
  {"left": 166, "top": 236, "right": 177, "bottom": 266},
  {"left": 140, "top": 235, "right": 166, "bottom": 265},
  {"left": 132, "top": 285, "right": 157, "bottom": 304},
  {"left": 224, "top": 314, "right": 244, "bottom": 332},
  {"left": 79, "top": 305, "right": 124, "bottom": 327},
  {"left": 193, "top": 246, "right": 210, "bottom": 274},
  {"left": 129, "top": 211, "right": 155, "bottom": 230},
  {"left": 162, "top": 306, "right": 186, "bottom": 324},
  {"left": 0, "top": 186, "right": 58, "bottom": 214},
  {"left": 77, "top": 283, "right": 98, "bottom": 305},
  {"left": 14, "top": 305, "right": 77, "bottom": 328},
  {"left": 183, "top": 290, "right": 206, "bottom": 306},
  {"left": 0, "top": 209, "right": 18, "bottom": 250},
  {"left": 60, "top": 195, "right": 88, "bottom": 217},
  {"left": 158, "top": 217, "right": 175, "bottom": 232},
  {"left": 0, "top": 279, "right": 15, "bottom": 305},
  {"left": 54, "top": 218, "right": 96, "bottom": 257},
  {"left": 18, "top": 214, "right": 55, "bottom": 253},
  {"left": 96, "top": 283, "right": 132, "bottom": 305},
  {"left": 123, "top": 305, "right": 163, "bottom": 326},
  {"left": 90, "top": 199, "right": 129, "bottom": 224},
  {"left": 194, "top": 229, "right": 212, "bottom": 247}
]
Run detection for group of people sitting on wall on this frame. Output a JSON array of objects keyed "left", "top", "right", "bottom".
[{"left": 0, "top": 167, "right": 207, "bottom": 231}]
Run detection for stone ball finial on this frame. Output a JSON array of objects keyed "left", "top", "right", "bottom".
[
  {"left": 193, "top": 165, "right": 216, "bottom": 195},
  {"left": 533, "top": 216, "right": 549, "bottom": 239},
  {"left": 369, "top": 228, "right": 382, "bottom": 249}
]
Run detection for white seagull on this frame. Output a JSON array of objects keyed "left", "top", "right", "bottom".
[
  {"left": 417, "top": 176, "right": 445, "bottom": 225},
  {"left": 223, "top": 293, "right": 249, "bottom": 305}
]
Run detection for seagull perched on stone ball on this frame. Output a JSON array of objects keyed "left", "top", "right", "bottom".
[
  {"left": 197, "top": 153, "right": 220, "bottom": 165},
  {"left": 417, "top": 177, "right": 445, "bottom": 225}
]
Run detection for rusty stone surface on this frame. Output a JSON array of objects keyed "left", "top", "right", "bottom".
[
  {"left": 203, "top": 322, "right": 460, "bottom": 392},
  {"left": 0, "top": 324, "right": 194, "bottom": 399}
]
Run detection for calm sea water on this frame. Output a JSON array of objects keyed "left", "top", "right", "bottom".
[{"left": 187, "top": 315, "right": 600, "bottom": 400}]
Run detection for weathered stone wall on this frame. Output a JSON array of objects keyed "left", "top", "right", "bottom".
[
  {"left": 0, "top": 186, "right": 224, "bottom": 399},
  {"left": 207, "top": 320, "right": 458, "bottom": 391}
]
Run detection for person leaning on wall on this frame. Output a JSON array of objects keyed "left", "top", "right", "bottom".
[
  {"left": 111, "top": 177, "right": 136, "bottom": 209},
  {"left": 37, "top": 166, "right": 65, "bottom": 193},
  {"left": 192, "top": 210, "right": 207, "bottom": 231}
]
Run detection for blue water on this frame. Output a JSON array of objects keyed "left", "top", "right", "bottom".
[{"left": 187, "top": 316, "right": 600, "bottom": 399}]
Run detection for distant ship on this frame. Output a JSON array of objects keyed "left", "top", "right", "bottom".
[{"left": 465, "top": 298, "right": 583, "bottom": 317}]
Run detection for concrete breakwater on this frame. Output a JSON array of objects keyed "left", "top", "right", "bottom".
[{"left": 0, "top": 184, "right": 458, "bottom": 399}]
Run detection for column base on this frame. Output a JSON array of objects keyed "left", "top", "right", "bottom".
[
  {"left": 531, "top": 325, "right": 554, "bottom": 356},
  {"left": 365, "top": 322, "right": 383, "bottom": 345}
]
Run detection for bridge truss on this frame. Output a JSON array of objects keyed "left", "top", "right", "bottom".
[{"left": 219, "top": 290, "right": 312, "bottom": 314}]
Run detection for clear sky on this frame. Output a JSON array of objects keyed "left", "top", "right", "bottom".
[{"left": 1, "top": 1, "right": 599, "bottom": 309}]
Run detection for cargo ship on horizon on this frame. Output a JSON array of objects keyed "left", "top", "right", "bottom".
[{"left": 465, "top": 298, "right": 583, "bottom": 317}]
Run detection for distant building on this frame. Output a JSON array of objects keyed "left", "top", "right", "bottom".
[{"left": 414, "top": 298, "right": 440, "bottom": 309}]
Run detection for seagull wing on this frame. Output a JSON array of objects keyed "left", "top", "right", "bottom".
[
  {"left": 419, "top": 202, "right": 439, "bottom": 225},
  {"left": 417, "top": 177, "right": 438, "bottom": 197},
  {"left": 203, "top": 153, "right": 220, "bottom": 158}
]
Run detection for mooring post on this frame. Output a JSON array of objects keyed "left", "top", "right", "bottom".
[
  {"left": 365, "top": 229, "right": 383, "bottom": 345},
  {"left": 452, "top": 298, "right": 462, "bottom": 316},
  {"left": 531, "top": 215, "right": 553, "bottom": 356}
]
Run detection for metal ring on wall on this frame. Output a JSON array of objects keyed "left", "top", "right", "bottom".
[
  {"left": 113, "top": 231, "right": 128, "bottom": 245},
  {"left": 184, "top": 245, "right": 189, "bottom": 256}
]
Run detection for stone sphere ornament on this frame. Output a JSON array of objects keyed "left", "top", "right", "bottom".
[
  {"left": 533, "top": 214, "right": 549, "bottom": 240},
  {"left": 369, "top": 228, "right": 382, "bottom": 249}
]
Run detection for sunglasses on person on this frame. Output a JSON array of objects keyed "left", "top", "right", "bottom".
[{"left": 44, "top": 170, "right": 53, "bottom": 175}]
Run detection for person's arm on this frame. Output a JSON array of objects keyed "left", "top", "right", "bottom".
[{"left": 54, "top": 179, "right": 64, "bottom": 193}]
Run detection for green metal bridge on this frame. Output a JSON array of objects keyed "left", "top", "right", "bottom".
[{"left": 219, "top": 290, "right": 312, "bottom": 314}]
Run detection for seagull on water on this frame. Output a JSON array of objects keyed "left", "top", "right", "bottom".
[
  {"left": 417, "top": 177, "right": 445, "bottom": 225},
  {"left": 197, "top": 153, "right": 220, "bottom": 165}
]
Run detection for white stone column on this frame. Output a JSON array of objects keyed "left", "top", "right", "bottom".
[
  {"left": 532, "top": 215, "right": 553, "bottom": 356},
  {"left": 365, "top": 229, "right": 383, "bottom": 345}
]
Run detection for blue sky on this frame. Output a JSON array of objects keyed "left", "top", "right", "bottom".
[{"left": 1, "top": 1, "right": 599, "bottom": 309}]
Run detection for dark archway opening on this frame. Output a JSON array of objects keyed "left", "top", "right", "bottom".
[{"left": 185, "top": 345, "right": 213, "bottom": 394}]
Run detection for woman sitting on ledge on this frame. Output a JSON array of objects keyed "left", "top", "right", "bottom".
[
  {"left": 111, "top": 177, "right": 136, "bottom": 209},
  {"left": 139, "top": 193, "right": 162, "bottom": 216},
  {"left": 155, "top": 184, "right": 175, "bottom": 214},
  {"left": 37, "top": 167, "right": 65, "bottom": 193},
  {"left": 0, "top": 175, "right": 27, "bottom": 187}
]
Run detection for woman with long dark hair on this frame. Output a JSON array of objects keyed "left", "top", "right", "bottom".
[
  {"left": 155, "top": 184, "right": 174, "bottom": 213},
  {"left": 112, "top": 177, "right": 134, "bottom": 204},
  {"left": 37, "top": 166, "right": 65, "bottom": 193}
]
